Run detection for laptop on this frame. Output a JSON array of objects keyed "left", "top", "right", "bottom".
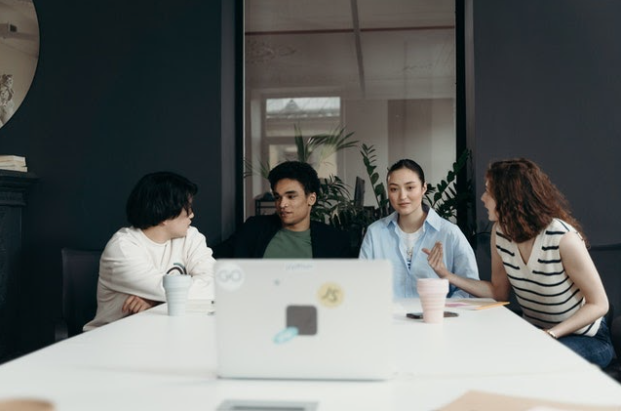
[{"left": 214, "top": 259, "right": 394, "bottom": 380}]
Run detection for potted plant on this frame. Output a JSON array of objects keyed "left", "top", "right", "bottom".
[{"left": 244, "top": 125, "right": 475, "bottom": 254}]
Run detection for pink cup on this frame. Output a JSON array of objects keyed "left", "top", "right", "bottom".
[{"left": 417, "top": 278, "right": 449, "bottom": 324}]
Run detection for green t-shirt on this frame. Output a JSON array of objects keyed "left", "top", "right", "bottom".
[{"left": 263, "top": 228, "right": 312, "bottom": 259}]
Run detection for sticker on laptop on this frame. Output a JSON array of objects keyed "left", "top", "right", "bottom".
[
  {"left": 215, "top": 262, "right": 245, "bottom": 291},
  {"left": 273, "top": 327, "right": 299, "bottom": 344},
  {"left": 317, "top": 282, "right": 344, "bottom": 308}
]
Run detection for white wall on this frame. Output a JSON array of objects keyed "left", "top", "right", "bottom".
[
  {"left": 388, "top": 99, "right": 454, "bottom": 188},
  {"left": 341, "top": 98, "right": 455, "bottom": 208},
  {"left": 341, "top": 99, "right": 389, "bottom": 208}
]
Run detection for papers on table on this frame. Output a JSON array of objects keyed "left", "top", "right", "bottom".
[
  {"left": 440, "top": 390, "right": 620, "bottom": 411},
  {"left": 186, "top": 299, "right": 215, "bottom": 314},
  {"left": 446, "top": 299, "right": 510, "bottom": 310}
]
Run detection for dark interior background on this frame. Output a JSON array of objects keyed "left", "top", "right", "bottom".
[
  {"left": 0, "top": 0, "right": 619, "bottom": 360},
  {"left": 470, "top": 0, "right": 621, "bottom": 311},
  {"left": 471, "top": 0, "right": 621, "bottom": 245},
  {"left": 0, "top": 0, "right": 240, "bottom": 358}
]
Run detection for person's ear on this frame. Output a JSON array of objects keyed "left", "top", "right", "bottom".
[
  {"left": 308, "top": 193, "right": 317, "bottom": 206},
  {"left": 422, "top": 183, "right": 427, "bottom": 194}
]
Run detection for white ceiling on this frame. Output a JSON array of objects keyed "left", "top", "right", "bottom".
[
  {"left": 245, "top": 0, "right": 456, "bottom": 100},
  {"left": 0, "top": 0, "right": 39, "bottom": 57}
]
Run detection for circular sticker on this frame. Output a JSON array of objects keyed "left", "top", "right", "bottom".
[
  {"left": 215, "top": 262, "right": 245, "bottom": 291},
  {"left": 317, "top": 282, "right": 344, "bottom": 308}
]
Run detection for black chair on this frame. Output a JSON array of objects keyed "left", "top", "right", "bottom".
[
  {"left": 603, "top": 314, "right": 621, "bottom": 382},
  {"left": 610, "top": 315, "right": 621, "bottom": 357},
  {"left": 591, "top": 243, "right": 621, "bottom": 326},
  {"left": 588, "top": 243, "right": 621, "bottom": 379},
  {"left": 60, "top": 248, "right": 102, "bottom": 339}
]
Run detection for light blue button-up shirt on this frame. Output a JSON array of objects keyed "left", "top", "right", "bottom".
[{"left": 359, "top": 206, "right": 479, "bottom": 298}]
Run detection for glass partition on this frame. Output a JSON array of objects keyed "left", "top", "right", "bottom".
[{"left": 244, "top": 0, "right": 457, "bottom": 219}]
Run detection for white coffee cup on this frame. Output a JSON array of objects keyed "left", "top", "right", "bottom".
[
  {"left": 417, "top": 278, "right": 449, "bottom": 324},
  {"left": 163, "top": 274, "right": 192, "bottom": 316}
]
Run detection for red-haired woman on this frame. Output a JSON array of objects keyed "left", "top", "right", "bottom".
[{"left": 428, "top": 158, "right": 613, "bottom": 367}]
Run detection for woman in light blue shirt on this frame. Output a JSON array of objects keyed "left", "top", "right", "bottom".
[{"left": 359, "top": 159, "right": 479, "bottom": 298}]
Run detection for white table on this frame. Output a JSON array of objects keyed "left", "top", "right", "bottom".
[
  {"left": 392, "top": 300, "right": 603, "bottom": 377},
  {"left": 0, "top": 300, "right": 620, "bottom": 411}
]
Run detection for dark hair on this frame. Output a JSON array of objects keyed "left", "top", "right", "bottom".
[
  {"left": 486, "top": 158, "right": 585, "bottom": 244},
  {"left": 267, "top": 161, "right": 320, "bottom": 195},
  {"left": 126, "top": 171, "right": 197, "bottom": 229},
  {"left": 387, "top": 159, "right": 426, "bottom": 185}
]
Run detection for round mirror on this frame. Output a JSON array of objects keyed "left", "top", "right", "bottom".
[{"left": 0, "top": 0, "right": 39, "bottom": 129}]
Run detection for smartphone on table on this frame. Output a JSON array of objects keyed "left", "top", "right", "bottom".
[{"left": 406, "top": 311, "right": 458, "bottom": 320}]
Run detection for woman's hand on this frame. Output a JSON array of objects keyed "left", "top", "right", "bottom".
[
  {"left": 122, "top": 295, "right": 158, "bottom": 315},
  {"left": 422, "top": 241, "right": 450, "bottom": 278}
]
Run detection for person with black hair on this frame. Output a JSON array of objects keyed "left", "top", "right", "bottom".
[
  {"left": 359, "top": 159, "right": 478, "bottom": 298},
  {"left": 84, "top": 171, "right": 215, "bottom": 330},
  {"left": 214, "top": 161, "right": 351, "bottom": 258}
]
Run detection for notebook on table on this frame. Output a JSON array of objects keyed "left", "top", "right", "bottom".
[{"left": 214, "top": 259, "right": 394, "bottom": 380}]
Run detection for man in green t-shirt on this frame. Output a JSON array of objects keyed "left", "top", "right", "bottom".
[{"left": 214, "top": 161, "right": 352, "bottom": 259}]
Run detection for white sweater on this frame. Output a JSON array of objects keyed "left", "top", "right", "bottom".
[{"left": 83, "top": 226, "right": 214, "bottom": 331}]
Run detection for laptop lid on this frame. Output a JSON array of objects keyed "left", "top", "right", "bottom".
[{"left": 214, "top": 259, "right": 394, "bottom": 380}]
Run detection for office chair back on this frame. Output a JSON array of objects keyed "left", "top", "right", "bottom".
[
  {"left": 61, "top": 248, "right": 102, "bottom": 337},
  {"left": 610, "top": 315, "right": 621, "bottom": 358},
  {"left": 604, "top": 314, "right": 621, "bottom": 382}
]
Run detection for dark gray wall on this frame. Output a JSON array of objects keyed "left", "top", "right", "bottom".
[
  {"left": 471, "top": 0, "right": 621, "bottom": 245},
  {"left": 0, "top": 0, "right": 239, "bottom": 357},
  {"left": 470, "top": 0, "right": 621, "bottom": 308}
]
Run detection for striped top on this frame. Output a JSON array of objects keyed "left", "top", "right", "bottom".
[{"left": 494, "top": 219, "right": 600, "bottom": 337}]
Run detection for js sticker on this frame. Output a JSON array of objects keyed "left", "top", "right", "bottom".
[{"left": 317, "top": 282, "right": 344, "bottom": 308}]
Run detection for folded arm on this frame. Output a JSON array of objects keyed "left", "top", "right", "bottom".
[
  {"left": 545, "top": 231, "right": 609, "bottom": 338},
  {"left": 99, "top": 241, "right": 168, "bottom": 302},
  {"left": 184, "top": 232, "right": 216, "bottom": 299},
  {"left": 122, "top": 295, "right": 160, "bottom": 314}
]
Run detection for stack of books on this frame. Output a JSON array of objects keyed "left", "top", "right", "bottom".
[{"left": 0, "top": 155, "right": 27, "bottom": 172}]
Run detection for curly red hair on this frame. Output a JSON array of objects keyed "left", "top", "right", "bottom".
[{"left": 486, "top": 158, "right": 585, "bottom": 244}]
